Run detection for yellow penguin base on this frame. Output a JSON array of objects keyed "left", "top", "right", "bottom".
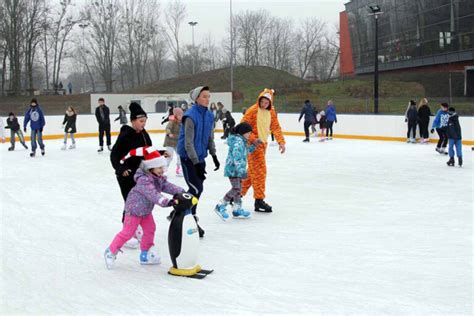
[{"left": 169, "top": 265, "right": 202, "bottom": 277}]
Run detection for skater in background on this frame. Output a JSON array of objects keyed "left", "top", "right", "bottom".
[
  {"left": 5, "top": 112, "right": 28, "bottom": 151},
  {"left": 24, "top": 98, "right": 46, "bottom": 157},
  {"left": 221, "top": 108, "right": 236, "bottom": 140},
  {"left": 163, "top": 107, "right": 184, "bottom": 177},
  {"left": 318, "top": 110, "right": 327, "bottom": 142},
  {"left": 214, "top": 122, "right": 262, "bottom": 220},
  {"left": 215, "top": 102, "right": 225, "bottom": 125},
  {"left": 95, "top": 97, "right": 111, "bottom": 152},
  {"left": 446, "top": 107, "right": 463, "bottom": 167},
  {"left": 431, "top": 102, "right": 450, "bottom": 155},
  {"left": 0, "top": 116, "right": 5, "bottom": 143},
  {"left": 404, "top": 100, "right": 418, "bottom": 143},
  {"left": 417, "top": 98, "right": 431, "bottom": 143},
  {"left": 241, "top": 88, "right": 285, "bottom": 213},
  {"left": 114, "top": 105, "right": 128, "bottom": 125},
  {"left": 325, "top": 100, "right": 337, "bottom": 140},
  {"left": 61, "top": 106, "right": 77, "bottom": 150},
  {"left": 104, "top": 147, "right": 185, "bottom": 269},
  {"left": 177, "top": 86, "right": 220, "bottom": 238},
  {"left": 298, "top": 99, "right": 317, "bottom": 142},
  {"left": 310, "top": 104, "right": 319, "bottom": 137},
  {"left": 110, "top": 102, "right": 153, "bottom": 248},
  {"left": 161, "top": 102, "right": 174, "bottom": 125}
]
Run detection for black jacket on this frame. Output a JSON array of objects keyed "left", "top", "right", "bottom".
[
  {"left": 447, "top": 113, "right": 462, "bottom": 140},
  {"left": 406, "top": 106, "right": 418, "bottom": 122},
  {"left": 95, "top": 105, "right": 111, "bottom": 126},
  {"left": 110, "top": 125, "right": 153, "bottom": 176},
  {"left": 299, "top": 102, "right": 317, "bottom": 123},
  {"left": 62, "top": 113, "right": 77, "bottom": 133},
  {"left": 417, "top": 105, "right": 431, "bottom": 122},
  {"left": 6, "top": 117, "right": 20, "bottom": 132},
  {"left": 222, "top": 111, "right": 235, "bottom": 127}
]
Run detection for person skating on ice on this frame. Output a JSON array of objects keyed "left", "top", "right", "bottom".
[
  {"left": 114, "top": 105, "right": 128, "bottom": 125},
  {"left": 163, "top": 107, "right": 184, "bottom": 177},
  {"left": 298, "top": 99, "right": 317, "bottom": 142},
  {"left": 95, "top": 97, "right": 112, "bottom": 152},
  {"left": 104, "top": 147, "right": 185, "bottom": 269},
  {"left": 325, "top": 100, "right": 337, "bottom": 140},
  {"left": 417, "top": 98, "right": 431, "bottom": 144},
  {"left": 431, "top": 102, "right": 450, "bottom": 155},
  {"left": 61, "top": 106, "right": 77, "bottom": 150},
  {"left": 110, "top": 102, "right": 153, "bottom": 248},
  {"left": 5, "top": 112, "right": 28, "bottom": 151},
  {"left": 24, "top": 98, "right": 46, "bottom": 157},
  {"left": 318, "top": 110, "right": 327, "bottom": 142},
  {"left": 404, "top": 100, "right": 418, "bottom": 143},
  {"left": 214, "top": 123, "right": 263, "bottom": 220},
  {"left": 446, "top": 107, "right": 463, "bottom": 167},
  {"left": 240, "top": 88, "right": 285, "bottom": 213},
  {"left": 221, "top": 108, "right": 235, "bottom": 140},
  {"left": 177, "top": 86, "right": 220, "bottom": 238}
]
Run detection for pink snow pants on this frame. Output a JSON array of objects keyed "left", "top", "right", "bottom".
[{"left": 109, "top": 214, "right": 155, "bottom": 253}]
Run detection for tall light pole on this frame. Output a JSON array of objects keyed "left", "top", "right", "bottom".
[
  {"left": 368, "top": 4, "right": 383, "bottom": 114},
  {"left": 230, "top": 0, "right": 234, "bottom": 92},
  {"left": 188, "top": 21, "right": 198, "bottom": 74},
  {"left": 78, "top": 23, "right": 89, "bottom": 93}
]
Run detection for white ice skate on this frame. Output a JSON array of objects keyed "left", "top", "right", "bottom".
[
  {"left": 69, "top": 144, "right": 76, "bottom": 149},
  {"left": 104, "top": 248, "right": 117, "bottom": 269},
  {"left": 61, "top": 144, "right": 67, "bottom": 150},
  {"left": 124, "top": 237, "right": 140, "bottom": 249},
  {"left": 140, "top": 246, "right": 161, "bottom": 265}
]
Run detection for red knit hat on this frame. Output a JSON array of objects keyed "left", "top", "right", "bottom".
[{"left": 120, "top": 146, "right": 167, "bottom": 169}]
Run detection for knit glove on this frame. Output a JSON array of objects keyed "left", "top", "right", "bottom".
[{"left": 212, "top": 155, "right": 220, "bottom": 171}]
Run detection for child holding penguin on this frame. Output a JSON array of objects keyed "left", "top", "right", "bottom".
[
  {"left": 214, "top": 122, "right": 262, "bottom": 220},
  {"left": 104, "top": 146, "right": 185, "bottom": 269}
]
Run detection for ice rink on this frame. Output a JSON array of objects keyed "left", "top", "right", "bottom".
[{"left": 0, "top": 134, "right": 472, "bottom": 314}]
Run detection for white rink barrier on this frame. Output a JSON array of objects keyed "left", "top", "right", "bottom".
[{"left": 3, "top": 113, "right": 473, "bottom": 145}]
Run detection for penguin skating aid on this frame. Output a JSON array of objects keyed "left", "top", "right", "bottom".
[{"left": 167, "top": 193, "right": 213, "bottom": 279}]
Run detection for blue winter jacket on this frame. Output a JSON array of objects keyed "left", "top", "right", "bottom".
[
  {"left": 224, "top": 134, "right": 256, "bottom": 178},
  {"left": 177, "top": 104, "right": 214, "bottom": 163},
  {"left": 24, "top": 106, "right": 46, "bottom": 131},
  {"left": 431, "top": 109, "right": 449, "bottom": 129},
  {"left": 326, "top": 105, "right": 337, "bottom": 122}
]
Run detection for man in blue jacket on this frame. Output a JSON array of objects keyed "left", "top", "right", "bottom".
[
  {"left": 177, "top": 86, "right": 220, "bottom": 238},
  {"left": 24, "top": 98, "right": 46, "bottom": 157}
]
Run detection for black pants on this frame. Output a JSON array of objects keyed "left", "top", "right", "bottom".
[
  {"left": 223, "top": 122, "right": 235, "bottom": 139},
  {"left": 419, "top": 121, "right": 429, "bottom": 139},
  {"left": 326, "top": 121, "right": 334, "bottom": 137},
  {"left": 407, "top": 121, "right": 417, "bottom": 139},
  {"left": 181, "top": 158, "right": 205, "bottom": 215},
  {"left": 436, "top": 128, "right": 448, "bottom": 148},
  {"left": 117, "top": 175, "right": 136, "bottom": 222},
  {"left": 303, "top": 121, "right": 312, "bottom": 139},
  {"left": 99, "top": 124, "right": 111, "bottom": 146}
]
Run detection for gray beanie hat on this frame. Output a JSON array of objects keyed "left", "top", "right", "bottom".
[{"left": 189, "top": 86, "right": 209, "bottom": 102}]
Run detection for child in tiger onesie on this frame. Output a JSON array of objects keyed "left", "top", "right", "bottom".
[{"left": 240, "top": 88, "right": 286, "bottom": 212}]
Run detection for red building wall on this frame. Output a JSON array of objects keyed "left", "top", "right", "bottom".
[{"left": 339, "top": 11, "right": 355, "bottom": 77}]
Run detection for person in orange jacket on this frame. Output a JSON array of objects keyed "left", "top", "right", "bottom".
[{"left": 240, "top": 88, "right": 285, "bottom": 212}]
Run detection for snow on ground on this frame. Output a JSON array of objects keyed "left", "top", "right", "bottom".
[{"left": 0, "top": 134, "right": 472, "bottom": 315}]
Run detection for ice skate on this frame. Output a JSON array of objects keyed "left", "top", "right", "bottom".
[
  {"left": 41, "top": 149, "right": 45, "bottom": 156},
  {"left": 458, "top": 157, "right": 463, "bottom": 167},
  {"left": 302, "top": 138, "right": 309, "bottom": 143},
  {"left": 104, "top": 247, "right": 117, "bottom": 269},
  {"left": 97, "top": 146, "right": 104, "bottom": 152},
  {"left": 140, "top": 246, "right": 161, "bottom": 265},
  {"left": 23, "top": 143, "right": 28, "bottom": 149},
  {"left": 124, "top": 237, "right": 140, "bottom": 249},
  {"left": 107, "top": 145, "right": 112, "bottom": 151},
  {"left": 406, "top": 138, "right": 410, "bottom": 143},
  {"left": 30, "top": 151, "right": 35, "bottom": 157},
  {"left": 232, "top": 203, "right": 251, "bottom": 219},
  {"left": 214, "top": 201, "right": 230, "bottom": 221},
  {"left": 69, "top": 144, "right": 76, "bottom": 149},
  {"left": 8, "top": 146, "right": 14, "bottom": 151},
  {"left": 61, "top": 144, "right": 67, "bottom": 150},
  {"left": 255, "top": 199, "right": 272, "bottom": 213},
  {"left": 447, "top": 157, "right": 455, "bottom": 166}
]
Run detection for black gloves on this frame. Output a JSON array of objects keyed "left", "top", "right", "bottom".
[
  {"left": 194, "top": 163, "right": 207, "bottom": 180},
  {"left": 212, "top": 155, "right": 220, "bottom": 171},
  {"left": 430, "top": 129, "right": 435, "bottom": 134}
]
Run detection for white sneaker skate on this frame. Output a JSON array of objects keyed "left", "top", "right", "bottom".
[
  {"left": 104, "top": 248, "right": 117, "bottom": 269},
  {"left": 124, "top": 237, "right": 140, "bottom": 249},
  {"left": 140, "top": 246, "right": 161, "bottom": 265}
]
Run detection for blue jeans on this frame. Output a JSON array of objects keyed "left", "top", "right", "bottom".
[
  {"left": 31, "top": 129, "right": 45, "bottom": 152},
  {"left": 64, "top": 133, "right": 75, "bottom": 144},
  {"left": 448, "top": 139, "right": 462, "bottom": 158}
]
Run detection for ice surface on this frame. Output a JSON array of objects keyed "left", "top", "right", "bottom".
[{"left": 0, "top": 135, "right": 472, "bottom": 314}]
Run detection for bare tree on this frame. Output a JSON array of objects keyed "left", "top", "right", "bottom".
[
  {"left": 165, "top": 0, "right": 186, "bottom": 76},
  {"left": 294, "top": 18, "right": 326, "bottom": 79},
  {"left": 84, "top": 0, "right": 121, "bottom": 92},
  {"left": 264, "top": 17, "right": 294, "bottom": 72},
  {"left": 150, "top": 26, "right": 168, "bottom": 81}
]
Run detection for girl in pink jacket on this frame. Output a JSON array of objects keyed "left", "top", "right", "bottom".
[{"left": 104, "top": 146, "right": 184, "bottom": 269}]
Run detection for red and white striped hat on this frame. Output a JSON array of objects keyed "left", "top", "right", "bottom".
[{"left": 120, "top": 146, "right": 167, "bottom": 169}]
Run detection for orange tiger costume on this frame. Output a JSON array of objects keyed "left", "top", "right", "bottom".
[{"left": 241, "top": 89, "right": 285, "bottom": 205}]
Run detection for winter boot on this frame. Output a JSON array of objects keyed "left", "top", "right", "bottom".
[
  {"left": 69, "top": 143, "right": 76, "bottom": 149},
  {"left": 232, "top": 203, "right": 251, "bottom": 219},
  {"left": 98, "top": 146, "right": 104, "bottom": 152},
  {"left": 440, "top": 147, "right": 448, "bottom": 155},
  {"left": 61, "top": 144, "right": 67, "bottom": 150},
  {"left": 214, "top": 200, "right": 230, "bottom": 221},
  {"left": 104, "top": 247, "right": 117, "bottom": 269},
  {"left": 458, "top": 157, "right": 463, "bottom": 167},
  {"left": 255, "top": 199, "right": 272, "bottom": 213},
  {"left": 447, "top": 157, "right": 455, "bottom": 167},
  {"left": 8, "top": 146, "right": 14, "bottom": 151},
  {"left": 140, "top": 246, "right": 161, "bottom": 265}
]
